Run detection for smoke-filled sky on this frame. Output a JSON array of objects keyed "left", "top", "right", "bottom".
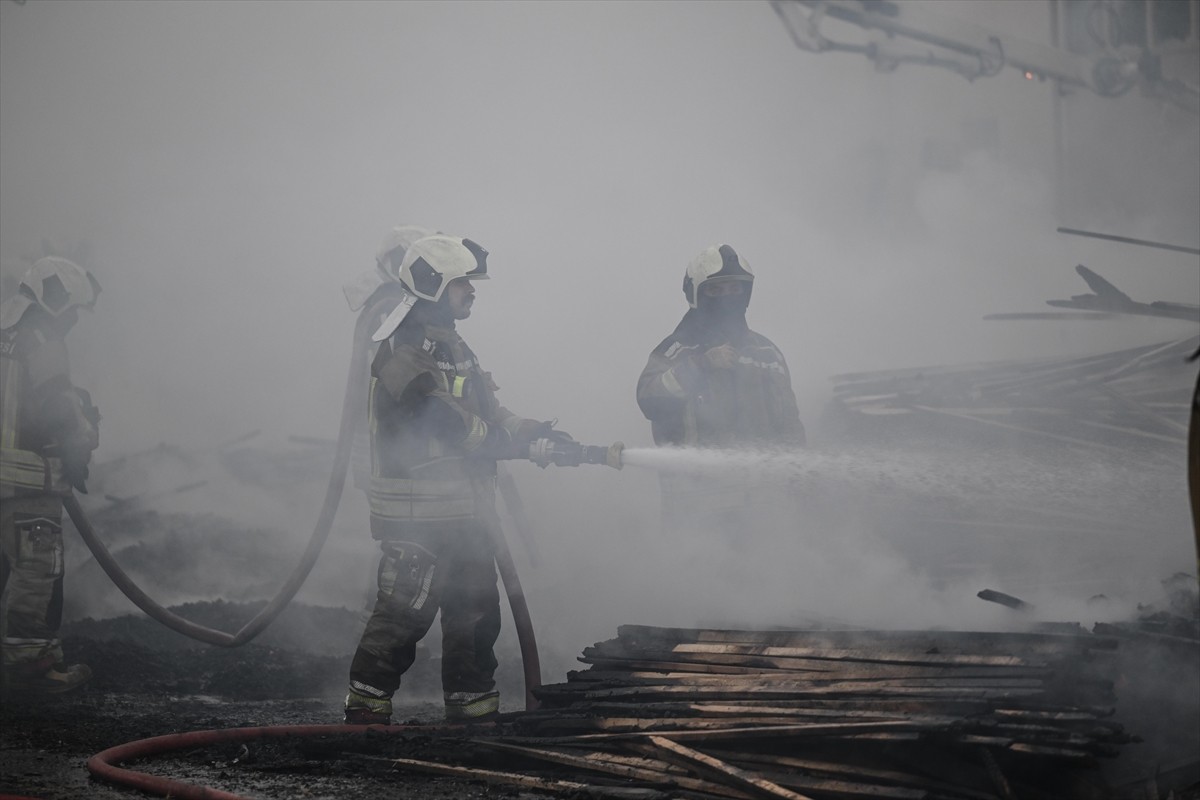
[{"left": 3, "top": 0, "right": 1198, "bottom": 673}]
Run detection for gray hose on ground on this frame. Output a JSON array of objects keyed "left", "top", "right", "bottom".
[
  {"left": 63, "top": 293, "right": 389, "bottom": 647},
  {"left": 1189, "top": 349, "right": 1199, "bottom": 579}
]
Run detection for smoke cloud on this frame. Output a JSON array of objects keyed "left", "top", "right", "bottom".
[{"left": 3, "top": 0, "right": 1197, "bottom": 682}]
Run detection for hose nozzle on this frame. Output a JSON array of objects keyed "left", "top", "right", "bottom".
[
  {"left": 581, "top": 441, "right": 623, "bottom": 470},
  {"left": 529, "top": 439, "right": 624, "bottom": 469}
]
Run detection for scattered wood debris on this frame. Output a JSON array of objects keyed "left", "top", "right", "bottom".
[
  {"left": 829, "top": 265, "right": 1197, "bottom": 452},
  {"left": 830, "top": 335, "right": 1196, "bottom": 450},
  {"left": 356, "top": 625, "right": 1142, "bottom": 799}
]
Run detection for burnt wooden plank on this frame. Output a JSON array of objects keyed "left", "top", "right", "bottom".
[
  {"left": 597, "top": 640, "right": 1051, "bottom": 668},
  {"left": 583, "top": 644, "right": 1043, "bottom": 670},
  {"left": 1006, "top": 742, "right": 1093, "bottom": 759},
  {"left": 575, "top": 657, "right": 1055, "bottom": 681},
  {"left": 518, "top": 713, "right": 962, "bottom": 735},
  {"left": 526, "top": 697, "right": 1006, "bottom": 718},
  {"left": 612, "top": 625, "right": 1117, "bottom": 655},
  {"left": 566, "top": 671, "right": 1049, "bottom": 690},
  {"left": 526, "top": 701, "right": 937, "bottom": 721},
  {"left": 535, "top": 720, "right": 934, "bottom": 744},
  {"left": 713, "top": 750, "right": 1000, "bottom": 800},
  {"left": 357, "top": 753, "right": 671, "bottom": 799},
  {"left": 472, "top": 740, "right": 756, "bottom": 799},
  {"left": 534, "top": 682, "right": 1047, "bottom": 704},
  {"left": 648, "top": 735, "right": 816, "bottom": 800},
  {"left": 742, "top": 765, "right": 932, "bottom": 799}
]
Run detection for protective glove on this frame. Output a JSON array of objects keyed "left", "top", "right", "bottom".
[
  {"left": 62, "top": 457, "right": 90, "bottom": 494},
  {"left": 529, "top": 437, "right": 583, "bottom": 468},
  {"left": 530, "top": 420, "right": 575, "bottom": 445},
  {"left": 702, "top": 344, "right": 739, "bottom": 370},
  {"left": 56, "top": 389, "right": 100, "bottom": 494}
]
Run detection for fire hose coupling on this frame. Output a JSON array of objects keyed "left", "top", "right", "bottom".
[{"left": 528, "top": 439, "right": 623, "bottom": 469}]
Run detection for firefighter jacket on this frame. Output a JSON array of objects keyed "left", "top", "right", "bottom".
[
  {"left": 367, "top": 305, "right": 540, "bottom": 536},
  {"left": 0, "top": 308, "right": 99, "bottom": 498},
  {"left": 637, "top": 310, "right": 805, "bottom": 449},
  {"left": 351, "top": 281, "right": 409, "bottom": 492}
]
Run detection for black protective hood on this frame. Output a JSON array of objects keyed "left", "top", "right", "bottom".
[{"left": 670, "top": 290, "right": 750, "bottom": 347}]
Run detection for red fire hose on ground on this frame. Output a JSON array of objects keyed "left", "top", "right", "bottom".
[{"left": 87, "top": 722, "right": 473, "bottom": 800}]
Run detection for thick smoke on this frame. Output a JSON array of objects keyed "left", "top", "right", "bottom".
[{"left": 2, "top": 1, "right": 1197, "bottom": 682}]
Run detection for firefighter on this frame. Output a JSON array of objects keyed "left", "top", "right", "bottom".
[
  {"left": 0, "top": 256, "right": 101, "bottom": 694},
  {"left": 345, "top": 225, "right": 433, "bottom": 493},
  {"left": 637, "top": 244, "right": 805, "bottom": 534},
  {"left": 344, "top": 234, "right": 574, "bottom": 724}
]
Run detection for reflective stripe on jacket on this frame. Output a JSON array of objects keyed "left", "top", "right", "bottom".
[
  {"left": 637, "top": 328, "right": 805, "bottom": 448},
  {"left": 367, "top": 316, "right": 531, "bottom": 534},
  {"left": 1, "top": 325, "right": 45, "bottom": 495}
]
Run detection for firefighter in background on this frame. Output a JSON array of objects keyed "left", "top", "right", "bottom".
[
  {"left": 0, "top": 256, "right": 101, "bottom": 694},
  {"left": 344, "top": 234, "right": 576, "bottom": 724},
  {"left": 343, "top": 224, "right": 433, "bottom": 493},
  {"left": 637, "top": 244, "right": 805, "bottom": 535}
]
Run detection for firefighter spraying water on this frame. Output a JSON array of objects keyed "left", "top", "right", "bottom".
[{"left": 341, "top": 232, "right": 624, "bottom": 724}]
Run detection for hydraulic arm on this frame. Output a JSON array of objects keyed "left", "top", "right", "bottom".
[{"left": 770, "top": 0, "right": 1198, "bottom": 112}]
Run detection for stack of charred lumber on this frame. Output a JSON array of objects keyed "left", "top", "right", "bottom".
[
  {"left": 476, "top": 625, "right": 1132, "bottom": 799},
  {"left": 829, "top": 265, "right": 1198, "bottom": 451},
  {"left": 829, "top": 335, "right": 1196, "bottom": 451}
]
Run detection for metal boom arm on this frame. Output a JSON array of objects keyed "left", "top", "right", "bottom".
[{"left": 770, "top": 0, "right": 1193, "bottom": 106}]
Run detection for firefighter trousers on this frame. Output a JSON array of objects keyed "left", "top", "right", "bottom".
[
  {"left": 349, "top": 520, "right": 500, "bottom": 699},
  {"left": 0, "top": 493, "right": 66, "bottom": 671}
]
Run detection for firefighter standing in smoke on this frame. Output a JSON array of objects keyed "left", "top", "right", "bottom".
[
  {"left": 345, "top": 234, "right": 577, "bottom": 724},
  {"left": 0, "top": 257, "right": 100, "bottom": 694},
  {"left": 637, "top": 244, "right": 805, "bottom": 534},
  {"left": 343, "top": 224, "right": 433, "bottom": 494}
]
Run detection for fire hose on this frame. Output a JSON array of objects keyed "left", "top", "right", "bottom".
[
  {"left": 64, "top": 294, "right": 387, "bottom": 648},
  {"left": 87, "top": 722, "right": 475, "bottom": 800},
  {"left": 1189, "top": 349, "right": 1200, "bottom": 578},
  {"left": 64, "top": 291, "right": 620, "bottom": 704}
]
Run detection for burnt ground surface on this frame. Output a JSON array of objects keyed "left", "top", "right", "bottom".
[
  {"left": 3, "top": 598, "right": 1200, "bottom": 800},
  {"left": 0, "top": 600, "right": 531, "bottom": 800}
]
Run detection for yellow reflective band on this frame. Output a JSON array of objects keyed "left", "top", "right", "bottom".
[
  {"left": 0, "top": 448, "right": 47, "bottom": 489},
  {"left": 463, "top": 417, "right": 487, "bottom": 450},
  {"left": 451, "top": 375, "right": 466, "bottom": 398},
  {"left": 661, "top": 367, "right": 686, "bottom": 397},
  {"left": 444, "top": 690, "right": 500, "bottom": 720},
  {"left": 1, "top": 354, "right": 21, "bottom": 449},
  {"left": 367, "top": 376, "right": 380, "bottom": 477},
  {"left": 368, "top": 476, "right": 476, "bottom": 522}
]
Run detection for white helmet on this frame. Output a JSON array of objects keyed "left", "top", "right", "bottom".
[
  {"left": 0, "top": 257, "right": 101, "bottom": 330},
  {"left": 375, "top": 224, "right": 433, "bottom": 281},
  {"left": 399, "top": 234, "right": 489, "bottom": 302},
  {"left": 683, "top": 244, "right": 754, "bottom": 309},
  {"left": 343, "top": 224, "right": 432, "bottom": 311}
]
